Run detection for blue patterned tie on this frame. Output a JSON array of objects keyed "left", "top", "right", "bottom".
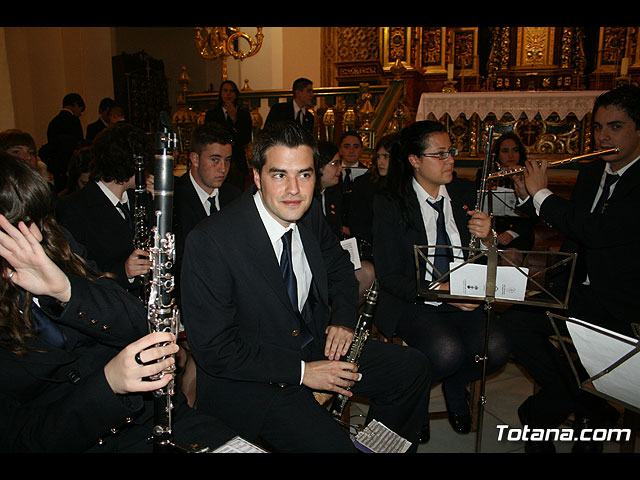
[{"left": 427, "top": 198, "right": 453, "bottom": 282}]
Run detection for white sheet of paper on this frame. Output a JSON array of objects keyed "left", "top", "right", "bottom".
[
  {"left": 340, "top": 237, "right": 362, "bottom": 270},
  {"left": 565, "top": 318, "right": 640, "bottom": 410},
  {"left": 448, "top": 263, "right": 529, "bottom": 301}
]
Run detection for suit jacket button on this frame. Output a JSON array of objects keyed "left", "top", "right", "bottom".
[
  {"left": 277, "top": 382, "right": 286, "bottom": 388},
  {"left": 78, "top": 311, "right": 87, "bottom": 318},
  {"left": 291, "top": 329, "right": 299, "bottom": 337}
]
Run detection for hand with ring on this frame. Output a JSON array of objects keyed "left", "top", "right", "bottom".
[{"left": 104, "top": 331, "right": 179, "bottom": 394}]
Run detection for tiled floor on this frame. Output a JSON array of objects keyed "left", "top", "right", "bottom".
[{"left": 349, "top": 361, "right": 637, "bottom": 454}]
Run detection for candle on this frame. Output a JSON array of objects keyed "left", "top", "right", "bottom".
[
  {"left": 621, "top": 57, "right": 629, "bottom": 76},
  {"left": 447, "top": 63, "right": 454, "bottom": 80}
]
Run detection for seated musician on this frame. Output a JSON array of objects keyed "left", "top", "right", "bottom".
[
  {"left": 179, "top": 121, "right": 431, "bottom": 452},
  {"left": 372, "top": 120, "right": 511, "bottom": 444},
  {"left": 505, "top": 85, "right": 640, "bottom": 453},
  {"left": 317, "top": 141, "right": 375, "bottom": 305},
  {"left": 475, "top": 132, "right": 537, "bottom": 253},
  {"left": 0, "top": 153, "right": 237, "bottom": 452},
  {"left": 56, "top": 123, "right": 154, "bottom": 293}
]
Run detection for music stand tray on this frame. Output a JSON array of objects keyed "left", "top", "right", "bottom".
[
  {"left": 547, "top": 313, "right": 640, "bottom": 415},
  {"left": 413, "top": 244, "right": 577, "bottom": 452}
]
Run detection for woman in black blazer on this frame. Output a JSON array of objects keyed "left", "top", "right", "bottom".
[
  {"left": 205, "top": 80, "right": 253, "bottom": 189},
  {"left": 0, "top": 153, "right": 236, "bottom": 452}
]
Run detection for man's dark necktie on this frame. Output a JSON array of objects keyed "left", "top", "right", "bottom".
[
  {"left": 296, "top": 109, "right": 303, "bottom": 125},
  {"left": 343, "top": 168, "right": 352, "bottom": 191},
  {"left": 593, "top": 173, "right": 619, "bottom": 214},
  {"left": 207, "top": 195, "right": 219, "bottom": 214},
  {"left": 280, "top": 229, "right": 313, "bottom": 348},
  {"left": 117, "top": 202, "right": 134, "bottom": 232},
  {"left": 427, "top": 198, "right": 453, "bottom": 281}
]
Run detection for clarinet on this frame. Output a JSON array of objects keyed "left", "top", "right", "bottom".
[
  {"left": 133, "top": 153, "right": 150, "bottom": 301},
  {"left": 330, "top": 280, "right": 379, "bottom": 419},
  {"left": 147, "top": 112, "right": 181, "bottom": 452}
]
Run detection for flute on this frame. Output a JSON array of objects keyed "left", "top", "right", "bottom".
[{"left": 486, "top": 148, "right": 619, "bottom": 180}]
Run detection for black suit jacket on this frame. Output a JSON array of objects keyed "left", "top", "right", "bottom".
[
  {"left": 264, "top": 101, "right": 314, "bottom": 133},
  {"left": 55, "top": 181, "right": 151, "bottom": 290},
  {"left": 44, "top": 110, "right": 84, "bottom": 187},
  {"left": 0, "top": 271, "right": 150, "bottom": 452},
  {"left": 86, "top": 118, "right": 107, "bottom": 142},
  {"left": 520, "top": 158, "right": 640, "bottom": 331},
  {"left": 372, "top": 177, "right": 476, "bottom": 338},
  {"left": 173, "top": 172, "right": 242, "bottom": 269},
  {"left": 180, "top": 187, "right": 358, "bottom": 436}
]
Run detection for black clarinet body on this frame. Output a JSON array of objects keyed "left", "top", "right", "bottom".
[
  {"left": 330, "top": 280, "right": 379, "bottom": 419},
  {"left": 147, "top": 112, "right": 180, "bottom": 451}
]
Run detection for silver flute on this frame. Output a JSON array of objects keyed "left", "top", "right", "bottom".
[{"left": 486, "top": 148, "right": 619, "bottom": 180}]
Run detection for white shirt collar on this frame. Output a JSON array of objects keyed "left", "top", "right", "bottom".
[
  {"left": 96, "top": 180, "right": 129, "bottom": 206},
  {"left": 412, "top": 177, "right": 450, "bottom": 204},
  {"left": 189, "top": 170, "right": 218, "bottom": 208},
  {"left": 606, "top": 154, "right": 640, "bottom": 177},
  {"left": 253, "top": 189, "right": 296, "bottom": 247}
]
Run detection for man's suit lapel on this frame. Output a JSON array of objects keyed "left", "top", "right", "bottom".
[{"left": 239, "top": 193, "right": 301, "bottom": 317}]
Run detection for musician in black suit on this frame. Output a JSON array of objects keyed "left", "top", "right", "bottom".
[
  {"left": 174, "top": 123, "right": 242, "bottom": 268},
  {"left": 56, "top": 123, "right": 153, "bottom": 293},
  {"left": 86, "top": 97, "right": 116, "bottom": 142},
  {"left": 43, "top": 93, "right": 86, "bottom": 192},
  {"left": 264, "top": 77, "right": 315, "bottom": 134},
  {"left": 372, "top": 121, "right": 511, "bottom": 443},
  {"left": 0, "top": 153, "right": 237, "bottom": 452},
  {"left": 506, "top": 85, "right": 640, "bottom": 453},
  {"left": 204, "top": 80, "right": 253, "bottom": 189},
  {"left": 180, "top": 121, "right": 431, "bottom": 453}
]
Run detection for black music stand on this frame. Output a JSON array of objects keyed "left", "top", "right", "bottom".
[
  {"left": 547, "top": 313, "right": 640, "bottom": 416},
  {"left": 414, "top": 244, "right": 577, "bottom": 452}
]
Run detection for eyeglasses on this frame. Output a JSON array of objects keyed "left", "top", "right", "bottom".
[{"left": 418, "top": 147, "right": 458, "bottom": 160}]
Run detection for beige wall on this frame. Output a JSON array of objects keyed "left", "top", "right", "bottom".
[{"left": 0, "top": 26, "right": 322, "bottom": 148}]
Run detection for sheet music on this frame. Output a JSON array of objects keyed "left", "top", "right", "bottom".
[
  {"left": 480, "top": 187, "right": 519, "bottom": 217},
  {"left": 565, "top": 318, "right": 640, "bottom": 410},
  {"left": 449, "top": 262, "right": 529, "bottom": 301},
  {"left": 340, "top": 237, "right": 362, "bottom": 270},
  {"left": 212, "top": 436, "right": 268, "bottom": 453},
  {"left": 352, "top": 420, "right": 412, "bottom": 453}
]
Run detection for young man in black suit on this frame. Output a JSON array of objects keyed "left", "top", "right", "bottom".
[
  {"left": 507, "top": 85, "right": 640, "bottom": 453},
  {"left": 180, "top": 121, "right": 431, "bottom": 453},
  {"left": 56, "top": 123, "right": 153, "bottom": 293},
  {"left": 44, "top": 93, "right": 86, "bottom": 192},
  {"left": 173, "top": 122, "right": 242, "bottom": 269},
  {"left": 264, "top": 77, "right": 315, "bottom": 133}
]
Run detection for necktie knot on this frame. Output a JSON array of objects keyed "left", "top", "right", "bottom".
[
  {"left": 207, "top": 194, "right": 218, "bottom": 213},
  {"left": 594, "top": 173, "right": 619, "bottom": 214}
]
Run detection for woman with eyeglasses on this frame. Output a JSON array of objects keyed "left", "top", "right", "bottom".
[{"left": 372, "top": 120, "right": 510, "bottom": 445}]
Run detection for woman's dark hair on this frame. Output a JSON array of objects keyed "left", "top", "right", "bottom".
[
  {"left": 0, "top": 153, "right": 96, "bottom": 353},
  {"left": 370, "top": 133, "right": 401, "bottom": 184},
  {"left": 491, "top": 131, "right": 527, "bottom": 167},
  {"left": 385, "top": 121, "right": 447, "bottom": 229},
  {"left": 62, "top": 146, "right": 93, "bottom": 195},
  {"left": 218, "top": 80, "right": 241, "bottom": 106}
]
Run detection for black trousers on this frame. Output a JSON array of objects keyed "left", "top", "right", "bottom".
[
  {"left": 211, "top": 339, "right": 431, "bottom": 453},
  {"left": 396, "top": 303, "right": 511, "bottom": 418}
]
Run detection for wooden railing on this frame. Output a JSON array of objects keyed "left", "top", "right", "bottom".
[{"left": 172, "top": 80, "right": 411, "bottom": 166}]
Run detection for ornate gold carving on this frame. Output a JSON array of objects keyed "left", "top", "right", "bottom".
[{"left": 193, "top": 27, "right": 264, "bottom": 80}]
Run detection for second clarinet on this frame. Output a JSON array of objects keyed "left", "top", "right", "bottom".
[{"left": 330, "top": 280, "right": 379, "bottom": 419}]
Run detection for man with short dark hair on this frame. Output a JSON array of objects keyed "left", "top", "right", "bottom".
[
  {"left": 56, "top": 123, "right": 153, "bottom": 292},
  {"left": 507, "top": 85, "right": 640, "bottom": 453},
  {"left": 180, "top": 121, "right": 431, "bottom": 453},
  {"left": 264, "top": 77, "right": 315, "bottom": 133},
  {"left": 44, "top": 93, "right": 86, "bottom": 191},
  {"left": 86, "top": 97, "right": 116, "bottom": 142}
]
